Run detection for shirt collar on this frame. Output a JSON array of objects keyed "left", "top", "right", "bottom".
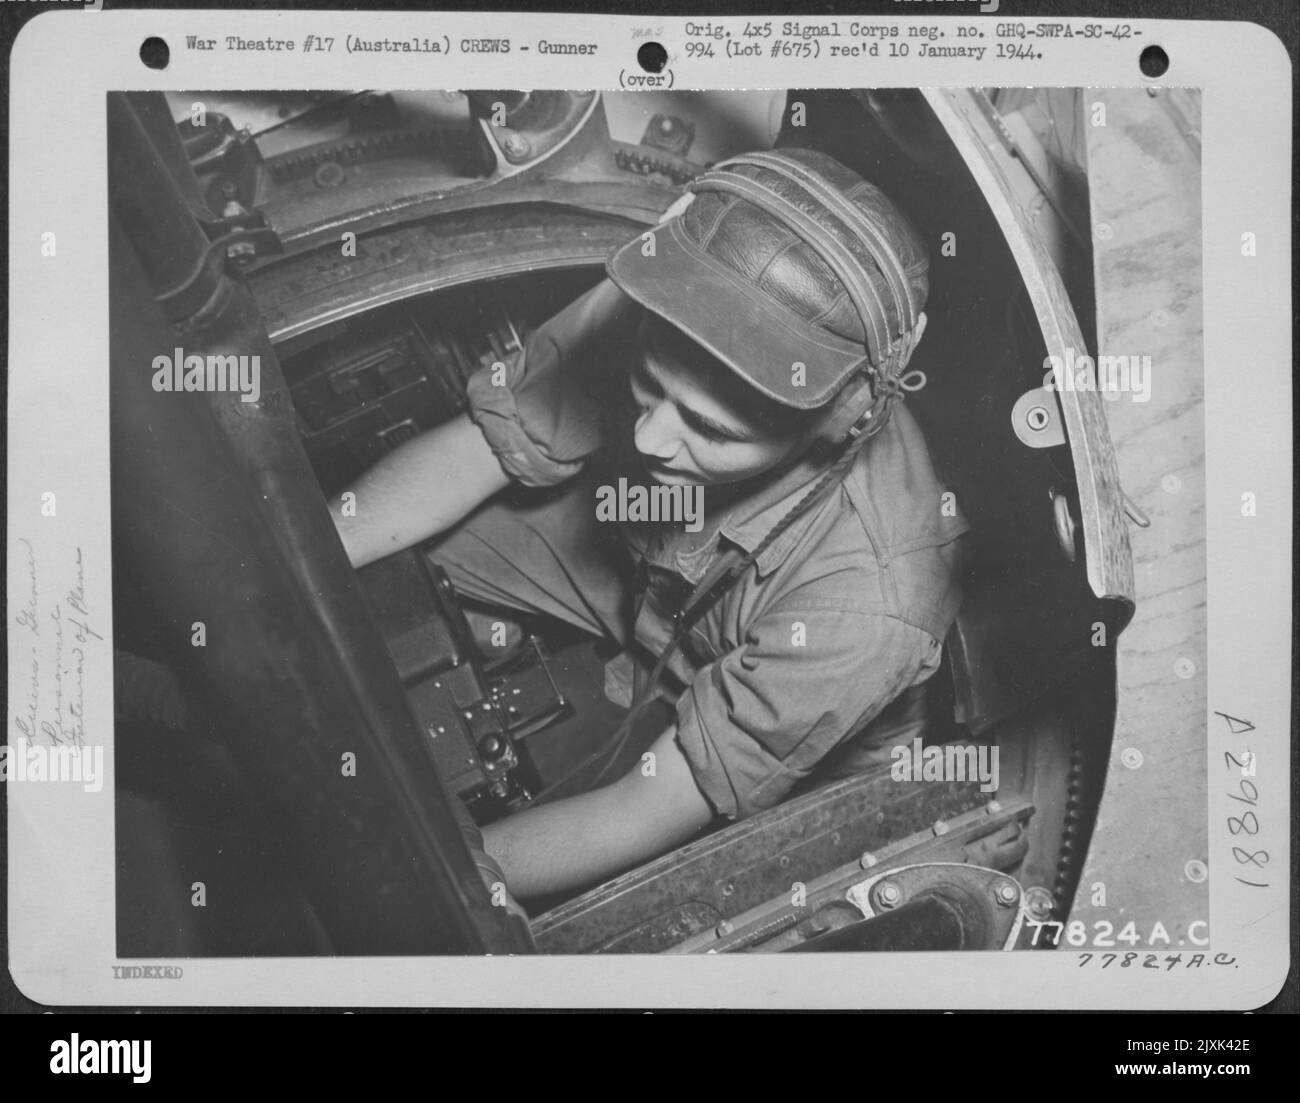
[
  {"left": 717, "top": 449, "right": 840, "bottom": 576},
  {"left": 622, "top": 446, "right": 842, "bottom": 587}
]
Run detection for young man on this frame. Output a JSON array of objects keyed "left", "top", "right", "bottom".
[{"left": 334, "top": 149, "right": 968, "bottom": 901}]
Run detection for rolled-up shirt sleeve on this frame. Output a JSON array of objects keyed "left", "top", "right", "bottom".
[
  {"left": 674, "top": 608, "right": 939, "bottom": 820},
  {"left": 465, "top": 278, "right": 635, "bottom": 487}
]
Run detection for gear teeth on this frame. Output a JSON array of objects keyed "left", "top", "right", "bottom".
[
  {"left": 1051, "top": 741, "right": 1088, "bottom": 915},
  {"left": 266, "top": 129, "right": 439, "bottom": 183},
  {"left": 614, "top": 147, "right": 697, "bottom": 188}
]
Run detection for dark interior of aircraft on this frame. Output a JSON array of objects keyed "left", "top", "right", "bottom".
[{"left": 109, "top": 89, "right": 1125, "bottom": 955}]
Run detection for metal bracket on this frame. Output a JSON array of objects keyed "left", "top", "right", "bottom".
[
  {"left": 1011, "top": 385, "right": 1067, "bottom": 449},
  {"left": 156, "top": 219, "right": 285, "bottom": 321},
  {"left": 845, "top": 861, "right": 1026, "bottom": 950},
  {"left": 195, "top": 207, "right": 285, "bottom": 265}
]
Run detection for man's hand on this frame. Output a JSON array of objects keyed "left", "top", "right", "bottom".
[
  {"left": 482, "top": 725, "right": 714, "bottom": 900},
  {"left": 331, "top": 413, "right": 510, "bottom": 568}
]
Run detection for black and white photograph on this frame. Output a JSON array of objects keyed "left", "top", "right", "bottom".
[
  {"left": 104, "top": 84, "right": 1207, "bottom": 957},
  {"left": 3, "top": 5, "right": 1291, "bottom": 1022}
]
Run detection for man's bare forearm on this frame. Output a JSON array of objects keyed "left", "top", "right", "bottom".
[
  {"left": 483, "top": 727, "right": 714, "bottom": 899},
  {"left": 331, "top": 413, "right": 510, "bottom": 568}
]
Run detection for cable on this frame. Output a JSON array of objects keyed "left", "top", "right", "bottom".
[{"left": 247, "top": 92, "right": 374, "bottom": 140}]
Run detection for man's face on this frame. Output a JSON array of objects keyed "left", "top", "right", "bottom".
[{"left": 628, "top": 315, "right": 812, "bottom": 487}]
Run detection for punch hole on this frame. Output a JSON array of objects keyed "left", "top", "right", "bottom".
[
  {"left": 140, "top": 36, "right": 170, "bottom": 70},
  {"left": 1139, "top": 45, "right": 1169, "bottom": 78},
  {"left": 637, "top": 41, "right": 668, "bottom": 74}
]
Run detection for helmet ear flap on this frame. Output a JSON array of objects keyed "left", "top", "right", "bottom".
[
  {"left": 814, "top": 309, "right": 931, "bottom": 447},
  {"left": 813, "top": 375, "right": 876, "bottom": 446}
]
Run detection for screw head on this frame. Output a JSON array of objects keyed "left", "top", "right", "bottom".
[
  {"left": 875, "top": 881, "right": 902, "bottom": 909},
  {"left": 1024, "top": 886, "right": 1055, "bottom": 920},
  {"left": 994, "top": 881, "right": 1020, "bottom": 907},
  {"left": 313, "top": 161, "right": 345, "bottom": 189}
]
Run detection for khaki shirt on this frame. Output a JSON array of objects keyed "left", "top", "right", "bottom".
[{"left": 467, "top": 280, "right": 969, "bottom": 819}]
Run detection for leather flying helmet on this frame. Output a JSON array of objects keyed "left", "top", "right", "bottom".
[{"left": 607, "top": 147, "right": 930, "bottom": 437}]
